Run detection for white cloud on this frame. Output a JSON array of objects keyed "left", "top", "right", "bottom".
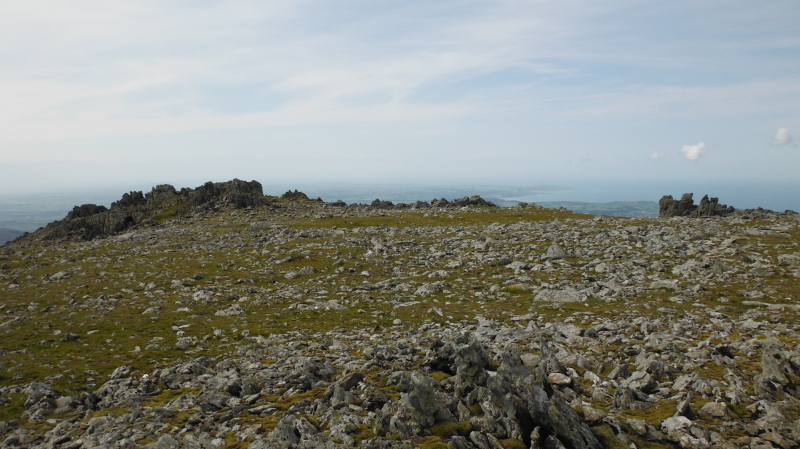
[
  {"left": 770, "top": 128, "right": 792, "bottom": 146},
  {"left": 650, "top": 152, "right": 664, "bottom": 160},
  {"left": 681, "top": 142, "right": 707, "bottom": 161}
]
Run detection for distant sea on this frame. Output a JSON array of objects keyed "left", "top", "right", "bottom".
[
  {"left": 0, "top": 190, "right": 129, "bottom": 233},
  {"left": 1, "top": 180, "right": 798, "bottom": 233},
  {"left": 504, "top": 181, "right": 800, "bottom": 209}
]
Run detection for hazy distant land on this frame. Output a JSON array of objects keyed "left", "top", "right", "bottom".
[{"left": 0, "top": 228, "right": 24, "bottom": 245}]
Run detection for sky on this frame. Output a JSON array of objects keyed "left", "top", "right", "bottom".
[{"left": 1, "top": 1, "right": 799, "bottom": 200}]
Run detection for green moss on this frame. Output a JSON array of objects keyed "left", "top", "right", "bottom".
[
  {"left": 499, "top": 439, "right": 526, "bottom": 449},
  {"left": 429, "top": 421, "right": 472, "bottom": 439},
  {"left": 590, "top": 424, "right": 629, "bottom": 449},
  {"left": 223, "top": 431, "right": 249, "bottom": 449},
  {"left": 729, "top": 404, "right": 754, "bottom": 419},
  {"left": 415, "top": 436, "right": 448, "bottom": 449},
  {"left": 351, "top": 424, "right": 376, "bottom": 443},
  {"left": 467, "top": 402, "right": 484, "bottom": 417},
  {"left": 429, "top": 371, "right": 452, "bottom": 382}
]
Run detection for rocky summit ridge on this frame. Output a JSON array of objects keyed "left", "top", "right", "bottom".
[
  {"left": 28, "top": 180, "right": 498, "bottom": 244},
  {"left": 1, "top": 180, "right": 800, "bottom": 449},
  {"left": 658, "top": 194, "right": 735, "bottom": 219}
]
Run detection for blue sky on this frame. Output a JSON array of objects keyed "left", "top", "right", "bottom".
[{"left": 1, "top": 1, "right": 798, "bottom": 195}]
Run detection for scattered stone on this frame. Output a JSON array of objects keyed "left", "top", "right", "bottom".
[
  {"left": 215, "top": 304, "right": 246, "bottom": 317},
  {"left": 1, "top": 181, "right": 798, "bottom": 449}
]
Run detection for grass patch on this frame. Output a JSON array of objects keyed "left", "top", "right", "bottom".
[
  {"left": 0, "top": 393, "right": 26, "bottom": 422},
  {"left": 620, "top": 399, "right": 678, "bottom": 426}
]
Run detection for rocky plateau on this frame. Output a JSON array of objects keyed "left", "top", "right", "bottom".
[{"left": 1, "top": 180, "right": 800, "bottom": 449}]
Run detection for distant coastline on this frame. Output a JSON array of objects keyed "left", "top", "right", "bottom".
[{"left": 1, "top": 180, "right": 797, "bottom": 232}]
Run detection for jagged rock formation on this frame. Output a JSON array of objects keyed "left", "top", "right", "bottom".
[
  {"left": 281, "top": 189, "right": 323, "bottom": 202},
  {"left": 659, "top": 193, "right": 734, "bottom": 218},
  {"left": 40, "top": 180, "right": 263, "bottom": 241},
  {"left": 368, "top": 196, "right": 496, "bottom": 210},
  {"left": 185, "top": 180, "right": 264, "bottom": 209},
  {"left": 25, "top": 183, "right": 498, "bottom": 243},
  {"left": 450, "top": 196, "right": 497, "bottom": 208}
]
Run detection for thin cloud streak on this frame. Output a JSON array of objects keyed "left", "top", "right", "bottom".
[
  {"left": 2, "top": 1, "right": 797, "bottom": 142},
  {"left": 1, "top": 1, "right": 799, "bottom": 190}
]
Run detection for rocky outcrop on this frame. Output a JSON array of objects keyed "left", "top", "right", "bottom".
[
  {"left": 185, "top": 179, "right": 263, "bottom": 209},
  {"left": 365, "top": 196, "right": 496, "bottom": 211},
  {"left": 14, "top": 181, "right": 504, "bottom": 244},
  {"left": 281, "top": 190, "right": 323, "bottom": 202},
  {"left": 450, "top": 196, "right": 497, "bottom": 208},
  {"left": 38, "top": 179, "right": 263, "bottom": 241},
  {"left": 371, "top": 199, "right": 396, "bottom": 210},
  {"left": 66, "top": 204, "right": 108, "bottom": 219},
  {"left": 659, "top": 193, "right": 734, "bottom": 218}
]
